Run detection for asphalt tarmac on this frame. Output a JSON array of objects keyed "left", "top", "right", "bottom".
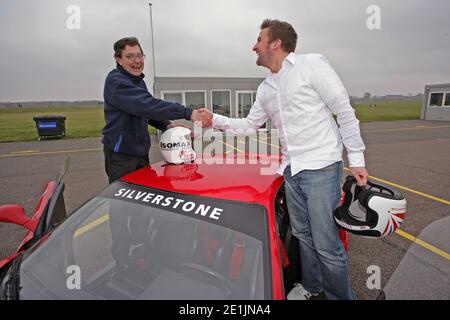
[{"left": 0, "top": 119, "right": 449, "bottom": 300}]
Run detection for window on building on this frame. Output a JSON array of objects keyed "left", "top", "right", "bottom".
[
  {"left": 162, "top": 92, "right": 183, "bottom": 104},
  {"left": 185, "top": 91, "right": 206, "bottom": 110},
  {"left": 444, "top": 93, "right": 450, "bottom": 106},
  {"left": 212, "top": 91, "right": 231, "bottom": 117},
  {"left": 237, "top": 91, "right": 266, "bottom": 128},
  {"left": 429, "top": 93, "right": 444, "bottom": 106},
  {"left": 237, "top": 92, "right": 253, "bottom": 118}
]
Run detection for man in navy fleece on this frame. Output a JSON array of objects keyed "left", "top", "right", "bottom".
[
  {"left": 102, "top": 37, "right": 210, "bottom": 183},
  {"left": 102, "top": 37, "right": 211, "bottom": 268}
]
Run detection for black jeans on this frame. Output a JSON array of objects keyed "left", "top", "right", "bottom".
[
  {"left": 103, "top": 145, "right": 151, "bottom": 266},
  {"left": 103, "top": 145, "right": 149, "bottom": 183}
]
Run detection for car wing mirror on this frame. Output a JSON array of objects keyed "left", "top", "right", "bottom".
[{"left": 0, "top": 205, "right": 35, "bottom": 232}]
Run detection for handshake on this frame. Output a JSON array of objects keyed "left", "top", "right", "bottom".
[{"left": 191, "top": 108, "right": 213, "bottom": 128}]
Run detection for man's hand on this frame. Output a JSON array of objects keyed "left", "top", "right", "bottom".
[
  {"left": 350, "top": 167, "right": 369, "bottom": 186},
  {"left": 191, "top": 108, "right": 212, "bottom": 127},
  {"left": 198, "top": 108, "right": 213, "bottom": 127}
]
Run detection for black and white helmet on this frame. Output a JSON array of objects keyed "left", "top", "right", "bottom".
[
  {"left": 159, "top": 127, "right": 196, "bottom": 164},
  {"left": 334, "top": 175, "right": 406, "bottom": 238}
]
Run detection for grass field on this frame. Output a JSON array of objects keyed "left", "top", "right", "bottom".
[
  {"left": 0, "top": 100, "right": 421, "bottom": 142},
  {"left": 352, "top": 99, "right": 422, "bottom": 122},
  {"left": 0, "top": 106, "right": 155, "bottom": 142}
]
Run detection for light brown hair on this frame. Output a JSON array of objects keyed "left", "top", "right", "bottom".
[{"left": 260, "top": 19, "right": 297, "bottom": 53}]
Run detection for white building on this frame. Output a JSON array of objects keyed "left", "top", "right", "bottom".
[
  {"left": 421, "top": 83, "right": 450, "bottom": 121},
  {"left": 154, "top": 77, "right": 271, "bottom": 129}
]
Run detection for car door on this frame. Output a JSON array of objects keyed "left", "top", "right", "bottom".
[{"left": 274, "top": 184, "right": 301, "bottom": 296}]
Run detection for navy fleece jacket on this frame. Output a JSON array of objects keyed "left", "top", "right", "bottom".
[{"left": 102, "top": 66, "right": 193, "bottom": 156}]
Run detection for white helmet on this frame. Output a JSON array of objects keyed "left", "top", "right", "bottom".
[
  {"left": 334, "top": 175, "right": 406, "bottom": 238},
  {"left": 159, "top": 127, "right": 196, "bottom": 164}
]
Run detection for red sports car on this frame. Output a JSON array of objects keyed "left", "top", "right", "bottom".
[{"left": 0, "top": 154, "right": 347, "bottom": 299}]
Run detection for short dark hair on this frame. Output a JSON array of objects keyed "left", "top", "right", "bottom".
[
  {"left": 260, "top": 19, "right": 297, "bottom": 53},
  {"left": 113, "top": 37, "right": 143, "bottom": 58}
]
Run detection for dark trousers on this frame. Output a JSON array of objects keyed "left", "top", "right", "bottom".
[
  {"left": 103, "top": 145, "right": 151, "bottom": 266},
  {"left": 103, "top": 145, "right": 149, "bottom": 183}
]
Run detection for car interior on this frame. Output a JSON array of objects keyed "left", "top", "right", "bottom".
[
  {"left": 274, "top": 184, "right": 302, "bottom": 295},
  {"left": 73, "top": 201, "right": 266, "bottom": 300}
]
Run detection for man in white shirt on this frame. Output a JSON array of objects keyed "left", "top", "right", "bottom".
[{"left": 203, "top": 19, "right": 368, "bottom": 300}]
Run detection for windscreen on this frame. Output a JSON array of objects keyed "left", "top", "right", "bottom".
[{"left": 15, "top": 181, "right": 271, "bottom": 300}]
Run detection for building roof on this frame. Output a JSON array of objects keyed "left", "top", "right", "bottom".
[{"left": 425, "top": 83, "right": 450, "bottom": 89}]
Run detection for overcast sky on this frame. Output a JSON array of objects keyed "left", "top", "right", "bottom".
[{"left": 0, "top": 0, "right": 449, "bottom": 101}]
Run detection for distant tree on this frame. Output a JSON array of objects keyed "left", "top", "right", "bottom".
[{"left": 363, "top": 92, "right": 371, "bottom": 99}]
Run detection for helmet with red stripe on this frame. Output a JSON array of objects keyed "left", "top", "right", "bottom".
[{"left": 334, "top": 175, "right": 406, "bottom": 238}]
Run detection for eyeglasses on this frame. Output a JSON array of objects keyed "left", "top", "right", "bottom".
[{"left": 124, "top": 53, "right": 146, "bottom": 61}]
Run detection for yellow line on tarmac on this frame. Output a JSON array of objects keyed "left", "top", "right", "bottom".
[
  {"left": 367, "top": 175, "right": 450, "bottom": 206},
  {"left": 395, "top": 229, "right": 450, "bottom": 261},
  {"left": 341, "top": 169, "right": 450, "bottom": 260},
  {"left": 342, "top": 170, "right": 450, "bottom": 260},
  {"left": 251, "top": 136, "right": 450, "bottom": 205},
  {"left": 361, "top": 125, "right": 450, "bottom": 134},
  {"left": 220, "top": 140, "right": 245, "bottom": 153},
  {"left": 11, "top": 150, "right": 40, "bottom": 154},
  {"left": 0, "top": 148, "right": 102, "bottom": 158},
  {"left": 252, "top": 136, "right": 450, "bottom": 205},
  {"left": 73, "top": 214, "right": 109, "bottom": 238},
  {"left": 247, "top": 136, "right": 450, "bottom": 260},
  {"left": 342, "top": 168, "right": 450, "bottom": 206}
]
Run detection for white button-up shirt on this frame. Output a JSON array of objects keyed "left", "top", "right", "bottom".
[{"left": 213, "top": 53, "right": 366, "bottom": 176}]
